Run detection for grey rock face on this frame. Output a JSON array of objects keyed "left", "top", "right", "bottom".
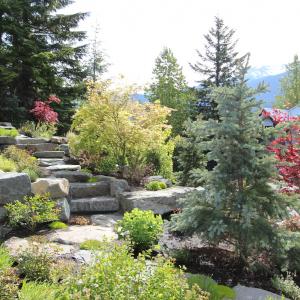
[
  {"left": 17, "top": 143, "right": 58, "bottom": 152},
  {"left": 0, "top": 136, "right": 16, "bottom": 145},
  {"left": 58, "top": 144, "right": 69, "bottom": 156},
  {"left": 38, "top": 158, "right": 65, "bottom": 167},
  {"left": 57, "top": 198, "right": 71, "bottom": 222},
  {"left": 70, "top": 196, "right": 119, "bottom": 213},
  {"left": 118, "top": 186, "right": 203, "bottom": 215},
  {"left": 69, "top": 182, "right": 110, "bottom": 199},
  {"left": 53, "top": 171, "right": 92, "bottom": 183},
  {"left": 51, "top": 136, "right": 68, "bottom": 144},
  {"left": 144, "top": 175, "right": 172, "bottom": 187},
  {"left": 16, "top": 137, "right": 49, "bottom": 145},
  {"left": 33, "top": 151, "right": 65, "bottom": 159},
  {"left": 46, "top": 165, "right": 81, "bottom": 172},
  {"left": 0, "top": 172, "right": 31, "bottom": 205},
  {"left": 110, "top": 178, "right": 130, "bottom": 197},
  {"left": 31, "top": 178, "right": 69, "bottom": 199},
  {"left": 0, "top": 206, "right": 7, "bottom": 222}
]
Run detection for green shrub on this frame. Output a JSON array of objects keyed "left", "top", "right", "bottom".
[
  {"left": 0, "top": 267, "right": 20, "bottom": 300},
  {"left": 60, "top": 242, "right": 209, "bottom": 300},
  {"left": 87, "top": 177, "right": 98, "bottom": 183},
  {"left": 2, "top": 146, "right": 41, "bottom": 181},
  {"left": 17, "top": 247, "right": 54, "bottom": 282},
  {"left": 115, "top": 208, "right": 163, "bottom": 251},
  {"left": 0, "top": 155, "right": 17, "bottom": 172},
  {"left": 145, "top": 180, "right": 167, "bottom": 191},
  {"left": 80, "top": 239, "right": 102, "bottom": 250},
  {"left": 18, "top": 281, "right": 60, "bottom": 300},
  {"left": 5, "top": 194, "right": 60, "bottom": 231},
  {"left": 0, "top": 127, "right": 18, "bottom": 137},
  {"left": 49, "top": 221, "right": 68, "bottom": 230},
  {"left": 20, "top": 121, "right": 56, "bottom": 139},
  {"left": 272, "top": 273, "right": 300, "bottom": 300},
  {"left": 0, "top": 246, "right": 13, "bottom": 270},
  {"left": 187, "top": 274, "right": 236, "bottom": 300}
]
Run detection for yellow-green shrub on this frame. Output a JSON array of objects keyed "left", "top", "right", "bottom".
[
  {"left": 0, "top": 127, "right": 18, "bottom": 137},
  {"left": 0, "top": 155, "right": 17, "bottom": 172},
  {"left": 69, "top": 81, "right": 174, "bottom": 183}
]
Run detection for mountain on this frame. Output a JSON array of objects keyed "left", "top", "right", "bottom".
[{"left": 248, "top": 72, "right": 286, "bottom": 108}]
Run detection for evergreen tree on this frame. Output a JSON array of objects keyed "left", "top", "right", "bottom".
[
  {"left": 172, "top": 57, "right": 294, "bottom": 261},
  {"left": 147, "top": 47, "right": 195, "bottom": 136},
  {"left": 0, "top": 0, "right": 88, "bottom": 131},
  {"left": 275, "top": 54, "right": 300, "bottom": 109},
  {"left": 190, "top": 16, "right": 246, "bottom": 119}
]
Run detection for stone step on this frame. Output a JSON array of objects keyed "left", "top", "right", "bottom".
[
  {"left": 16, "top": 137, "right": 49, "bottom": 145},
  {"left": 38, "top": 158, "right": 65, "bottom": 167},
  {"left": 0, "top": 136, "right": 16, "bottom": 145},
  {"left": 17, "top": 143, "right": 58, "bottom": 152},
  {"left": 46, "top": 164, "right": 81, "bottom": 173},
  {"left": 33, "top": 151, "right": 65, "bottom": 159},
  {"left": 52, "top": 171, "right": 92, "bottom": 183},
  {"left": 70, "top": 196, "right": 119, "bottom": 213},
  {"left": 69, "top": 182, "right": 110, "bottom": 199}
]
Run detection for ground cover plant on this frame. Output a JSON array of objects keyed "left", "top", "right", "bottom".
[
  {"left": 145, "top": 180, "right": 167, "bottom": 191},
  {"left": 49, "top": 221, "right": 68, "bottom": 230},
  {"left": 0, "top": 128, "right": 18, "bottom": 137},
  {"left": 20, "top": 121, "right": 57, "bottom": 139}
]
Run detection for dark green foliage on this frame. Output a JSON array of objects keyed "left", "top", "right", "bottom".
[
  {"left": 190, "top": 16, "right": 246, "bottom": 119},
  {"left": 0, "top": 0, "right": 88, "bottom": 131},
  {"left": 176, "top": 118, "right": 208, "bottom": 186},
  {"left": 187, "top": 274, "right": 236, "bottom": 300},
  {"left": 116, "top": 208, "right": 163, "bottom": 252},
  {"left": 147, "top": 47, "right": 196, "bottom": 135},
  {"left": 172, "top": 58, "right": 296, "bottom": 261}
]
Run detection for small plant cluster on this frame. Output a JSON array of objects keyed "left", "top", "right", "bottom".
[
  {"left": 48, "top": 221, "right": 68, "bottom": 230},
  {"left": 0, "top": 146, "right": 41, "bottom": 181},
  {"left": 79, "top": 239, "right": 102, "bottom": 250},
  {"left": 272, "top": 273, "right": 300, "bottom": 300},
  {"left": 20, "top": 121, "right": 57, "bottom": 139},
  {"left": 5, "top": 194, "right": 60, "bottom": 231},
  {"left": 116, "top": 208, "right": 163, "bottom": 252},
  {"left": 0, "top": 127, "right": 18, "bottom": 137},
  {"left": 145, "top": 180, "right": 167, "bottom": 191}
]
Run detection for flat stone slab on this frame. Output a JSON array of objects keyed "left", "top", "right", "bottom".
[
  {"left": 47, "top": 225, "right": 117, "bottom": 245},
  {"left": 32, "top": 178, "right": 69, "bottom": 199},
  {"left": 0, "top": 172, "right": 31, "bottom": 204},
  {"left": 52, "top": 170, "right": 92, "bottom": 183},
  {"left": 118, "top": 186, "right": 202, "bottom": 215},
  {"left": 46, "top": 164, "right": 81, "bottom": 172},
  {"left": 233, "top": 285, "right": 288, "bottom": 300},
  {"left": 0, "top": 136, "right": 16, "bottom": 145},
  {"left": 69, "top": 182, "right": 110, "bottom": 199},
  {"left": 38, "top": 158, "right": 65, "bottom": 167},
  {"left": 34, "top": 151, "right": 65, "bottom": 158},
  {"left": 17, "top": 143, "right": 58, "bottom": 152},
  {"left": 51, "top": 136, "right": 68, "bottom": 144},
  {"left": 70, "top": 196, "right": 119, "bottom": 213},
  {"left": 16, "top": 137, "right": 49, "bottom": 145},
  {"left": 90, "top": 213, "right": 122, "bottom": 228}
]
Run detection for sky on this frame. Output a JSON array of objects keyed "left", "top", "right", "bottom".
[{"left": 64, "top": 0, "right": 300, "bottom": 87}]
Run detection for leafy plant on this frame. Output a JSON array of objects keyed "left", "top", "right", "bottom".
[
  {"left": 20, "top": 121, "right": 57, "bottom": 139},
  {"left": 60, "top": 242, "right": 209, "bottom": 300},
  {"left": 0, "top": 127, "right": 18, "bottom": 137},
  {"left": 5, "top": 194, "right": 60, "bottom": 231},
  {"left": 18, "top": 281, "right": 60, "bottom": 300},
  {"left": 187, "top": 274, "right": 236, "bottom": 300},
  {"left": 0, "top": 267, "right": 19, "bottom": 300},
  {"left": 272, "top": 273, "right": 300, "bottom": 300},
  {"left": 145, "top": 180, "right": 167, "bottom": 191},
  {"left": 0, "top": 155, "right": 17, "bottom": 172},
  {"left": 0, "top": 246, "right": 13, "bottom": 270},
  {"left": 115, "top": 208, "right": 163, "bottom": 252},
  {"left": 17, "top": 247, "right": 54, "bottom": 282},
  {"left": 80, "top": 239, "right": 102, "bottom": 250},
  {"left": 49, "top": 221, "right": 68, "bottom": 230},
  {"left": 69, "top": 81, "right": 174, "bottom": 183},
  {"left": 2, "top": 146, "right": 41, "bottom": 181},
  {"left": 87, "top": 177, "right": 98, "bottom": 183}
]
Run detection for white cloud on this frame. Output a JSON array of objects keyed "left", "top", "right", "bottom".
[{"left": 64, "top": 0, "right": 300, "bottom": 86}]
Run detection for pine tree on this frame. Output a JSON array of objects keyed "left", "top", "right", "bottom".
[
  {"left": 190, "top": 16, "right": 246, "bottom": 119},
  {"left": 275, "top": 54, "right": 300, "bottom": 109},
  {"left": 147, "top": 47, "right": 195, "bottom": 136},
  {"left": 0, "top": 0, "right": 88, "bottom": 131},
  {"left": 172, "top": 57, "right": 294, "bottom": 261}
]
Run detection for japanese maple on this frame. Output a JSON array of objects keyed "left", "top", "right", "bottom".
[
  {"left": 30, "top": 95, "right": 61, "bottom": 123},
  {"left": 268, "top": 111, "right": 300, "bottom": 194}
]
